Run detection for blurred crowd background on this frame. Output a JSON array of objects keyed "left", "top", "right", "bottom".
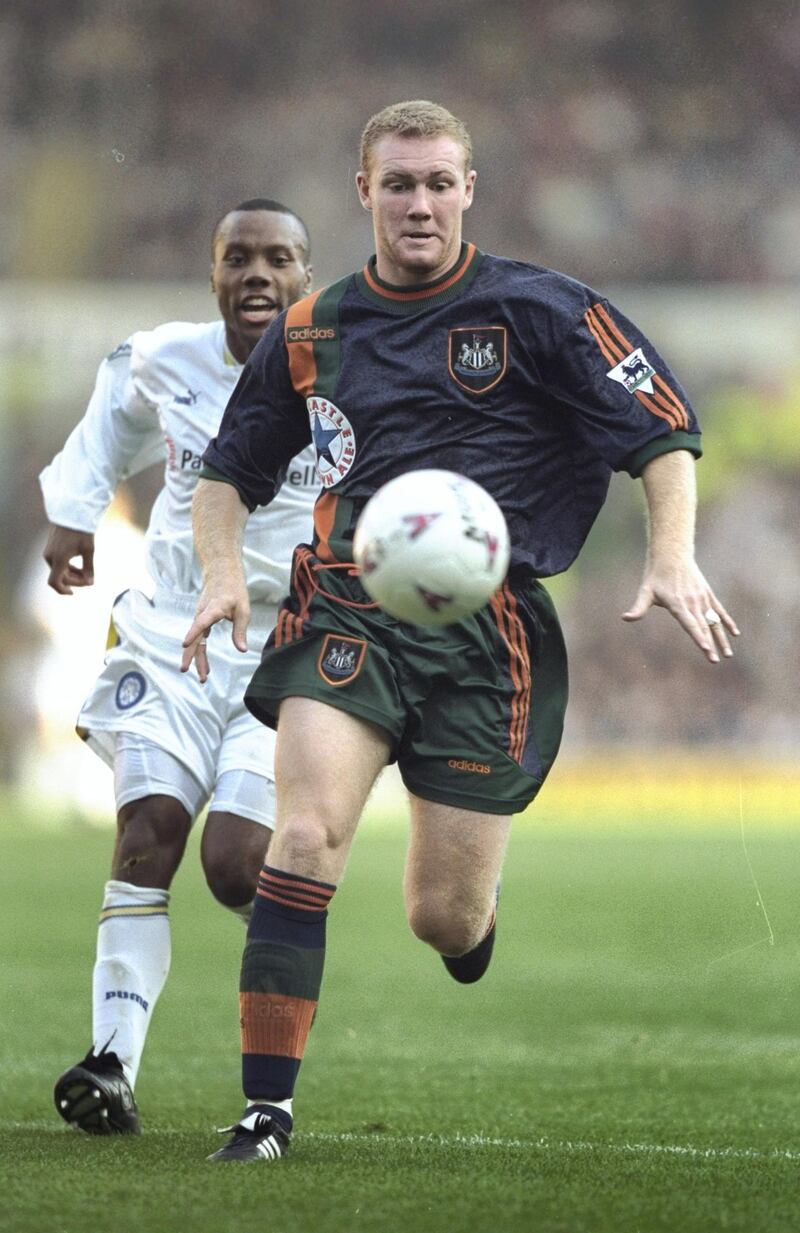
[{"left": 0, "top": 0, "right": 798, "bottom": 807}]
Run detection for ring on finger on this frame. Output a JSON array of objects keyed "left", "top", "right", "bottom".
[{"left": 704, "top": 608, "right": 721, "bottom": 626}]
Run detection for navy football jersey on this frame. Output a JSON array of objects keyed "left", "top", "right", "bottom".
[{"left": 203, "top": 244, "right": 700, "bottom": 577}]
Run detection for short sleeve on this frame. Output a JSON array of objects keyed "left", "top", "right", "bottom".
[{"left": 540, "top": 297, "right": 702, "bottom": 475}]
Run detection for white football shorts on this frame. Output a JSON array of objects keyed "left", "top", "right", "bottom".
[{"left": 77, "top": 588, "right": 278, "bottom": 826}]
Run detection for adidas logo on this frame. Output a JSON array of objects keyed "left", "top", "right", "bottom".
[
  {"left": 287, "top": 326, "right": 336, "bottom": 341},
  {"left": 447, "top": 759, "right": 492, "bottom": 775}
]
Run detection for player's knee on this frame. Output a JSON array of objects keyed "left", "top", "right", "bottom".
[
  {"left": 115, "top": 797, "right": 190, "bottom": 882},
  {"left": 202, "top": 849, "right": 258, "bottom": 910},
  {"left": 277, "top": 815, "right": 347, "bottom": 866},
  {"left": 407, "top": 901, "right": 483, "bottom": 957},
  {"left": 201, "top": 811, "right": 272, "bottom": 912}
]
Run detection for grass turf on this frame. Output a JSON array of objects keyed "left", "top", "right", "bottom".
[{"left": 1, "top": 798, "right": 799, "bottom": 1233}]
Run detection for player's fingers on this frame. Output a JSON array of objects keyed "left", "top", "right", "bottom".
[
  {"left": 195, "top": 639, "right": 210, "bottom": 682},
  {"left": 706, "top": 595, "right": 740, "bottom": 639},
  {"left": 64, "top": 564, "right": 92, "bottom": 587},
  {"left": 674, "top": 604, "right": 720, "bottom": 663},
  {"left": 231, "top": 610, "right": 250, "bottom": 654},
  {"left": 711, "top": 620, "right": 733, "bottom": 659},
  {"left": 182, "top": 612, "right": 212, "bottom": 650},
  {"left": 621, "top": 586, "right": 653, "bottom": 622},
  {"left": 45, "top": 563, "right": 70, "bottom": 594},
  {"left": 699, "top": 595, "right": 738, "bottom": 660},
  {"left": 180, "top": 615, "right": 214, "bottom": 681},
  {"left": 180, "top": 637, "right": 209, "bottom": 682},
  {"left": 179, "top": 640, "right": 196, "bottom": 675}
]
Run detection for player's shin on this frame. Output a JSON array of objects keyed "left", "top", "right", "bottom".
[
  {"left": 92, "top": 880, "right": 171, "bottom": 1084},
  {"left": 238, "top": 865, "right": 336, "bottom": 1133}
]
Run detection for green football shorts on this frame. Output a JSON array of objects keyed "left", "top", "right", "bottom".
[{"left": 245, "top": 546, "right": 568, "bottom": 816}]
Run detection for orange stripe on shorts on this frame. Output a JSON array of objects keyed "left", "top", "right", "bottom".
[{"left": 490, "top": 584, "right": 531, "bottom": 763}]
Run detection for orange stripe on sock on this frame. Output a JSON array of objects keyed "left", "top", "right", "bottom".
[
  {"left": 240, "top": 992, "right": 317, "bottom": 1058},
  {"left": 261, "top": 871, "right": 334, "bottom": 899},
  {"left": 257, "top": 884, "right": 332, "bottom": 911},
  {"left": 256, "top": 888, "right": 329, "bottom": 912}
]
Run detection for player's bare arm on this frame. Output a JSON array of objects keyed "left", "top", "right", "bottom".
[
  {"left": 43, "top": 524, "right": 96, "bottom": 594},
  {"left": 623, "top": 449, "right": 739, "bottom": 663},
  {"left": 180, "top": 477, "right": 251, "bottom": 681}
]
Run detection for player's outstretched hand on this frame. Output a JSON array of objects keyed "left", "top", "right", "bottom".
[
  {"left": 622, "top": 558, "right": 740, "bottom": 664},
  {"left": 181, "top": 582, "right": 250, "bottom": 682},
  {"left": 43, "top": 525, "right": 95, "bottom": 594}
]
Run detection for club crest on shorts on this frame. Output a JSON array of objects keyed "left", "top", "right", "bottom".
[
  {"left": 317, "top": 634, "right": 367, "bottom": 687},
  {"left": 307, "top": 397, "right": 357, "bottom": 488},
  {"left": 115, "top": 671, "right": 146, "bottom": 710},
  {"left": 606, "top": 347, "right": 656, "bottom": 395},
  {"left": 448, "top": 327, "right": 507, "bottom": 393}
]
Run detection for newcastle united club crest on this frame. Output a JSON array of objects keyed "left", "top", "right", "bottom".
[
  {"left": 317, "top": 634, "right": 367, "bottom": 687},
  {"left": 449, "top": 326, "right": 507, "bottom": 393}
]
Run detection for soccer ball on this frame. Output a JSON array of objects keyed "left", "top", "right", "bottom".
[{"left": 353, "top": 469, "right": 510, "bottom": 627}]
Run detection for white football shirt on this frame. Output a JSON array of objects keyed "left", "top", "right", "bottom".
[{"left": 39, "top": 320, "right": 318, "bottom": 607}]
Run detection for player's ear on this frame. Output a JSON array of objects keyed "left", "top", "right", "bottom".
[
  {"left": 463, "top": 169, "right": 477, "bottom": 211},
  {"left": 303, "top": 264, "right": 313, "bottom": 294},
  {"left": 355, "top": 171, "right": 372, "bottom": 211},
  {"left": 209, "top": 263, "right": 216, "bottom": 293}
]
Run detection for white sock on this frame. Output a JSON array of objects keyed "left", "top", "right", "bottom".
[
  {"left": 92, "top": 879, "right": 171, "bottom": 1088},
  {"left": 247, "top": 1096, "right": 293, "bottom": 1123}
]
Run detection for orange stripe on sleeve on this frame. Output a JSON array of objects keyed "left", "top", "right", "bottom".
[
  {"left": 593, "top": 302, "right": 687, "bottom": 428},
  {"left": 285, "top": 292, "right": 323, "bottom": 398},
  {"left": 653, "top": 374, "right": 689, "bottom": 430},
  {"left": 587, "top": 302, "right": 683, "bottom": 430},
  {"left": 634, "top": 389, "right": 680, "bottom": 429},
  {"left": 592, "top": 302, "right": 633, "bottom": 354},
  {"left": 584, "top": 306, "right": 624, "bottom": 366}
]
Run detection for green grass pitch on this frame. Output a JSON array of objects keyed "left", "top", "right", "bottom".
[{"left": 2, "top": 793, "right": 799, "bottom": 1233}]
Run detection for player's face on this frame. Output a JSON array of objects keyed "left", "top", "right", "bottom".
[
  {"left": 356, "top": 134, "right": 475, "bottom": 286},
  {"left": 211, "top": 210, "right": 312, "bottom": 362}
]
